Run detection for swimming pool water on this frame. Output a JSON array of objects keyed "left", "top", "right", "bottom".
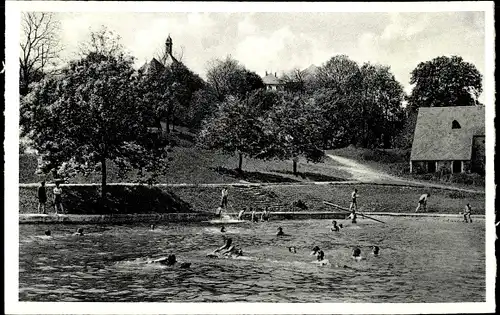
[{"left": 19, "top": 217, "right": 485, "bottom": 302}]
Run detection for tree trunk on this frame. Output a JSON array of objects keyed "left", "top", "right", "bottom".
[
  {"left": 101, "top": 156, "right": 107, "bottom": 210},
  {"left": 237, "top": 152, "right": 243, "bottom": 172},
  {"left": 293, "top": 158, "right": 298, "bottom": 176}
]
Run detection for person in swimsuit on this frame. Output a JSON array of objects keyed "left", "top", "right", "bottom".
[
  {"left": 331, "top": 220, "right": 340, "bottom": 232},
  {"left": 311, "top": 246, "right": 325, "bottom": 261},
  {"left": 464, "top": 203, "right": 472, "bottom": 223},
  {"left": 415, "top": 193, "right": 430, "bottom": 212},
  {"left": 74, "top": 228, "right": 84, "bottom": 236},
  {"left": 38, "top": 181, "right": 47, "bottom": 214},
  {"left": 348, "top": 210, "right": 357, "bottom": 224},
  {"left": 349, "top": 189, "right": 358, "bottom": 211},
  {"left": 220, "top": 188, "right": 229, "bottom": 209},
  {"left": 53, "top": 182, "right": 64, "bottom": 214},
  {"left": 238, "top": 208, "right": 246, "bottom": 220},
  {"left": 276, "top": 227, "right": 285, "bottom": 236},
  {"left": 352, "top": 247, "right": 362, "bottom": 260}
]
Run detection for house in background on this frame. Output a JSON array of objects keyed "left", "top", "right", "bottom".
[
  {"left": 262, "top": 71, "right": 284, "bottom": 91},
  {"left": 139, "top": 35, "right": 179, "bottom": 75},
  {"left": 410, "top": 106, "right": 485, "bottom": 174}
]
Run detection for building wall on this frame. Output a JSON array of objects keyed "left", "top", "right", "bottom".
[
  {"left": 471, "top": 136, "right": 485, "bottom": 174},
  {"left": 411, "top": 160, "right": 468, "bottom": 174}
]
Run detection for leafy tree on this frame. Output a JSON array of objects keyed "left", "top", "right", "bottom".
[
  {"left": 20, "top": 12, "right": 63, "bottom": 96},
  {"left": 407, "top": 55, "right": 482, "bottom": 110},
  {"left": 261, "top": 92, "right": 326, "bottom": 175},
  {"left": 198, "top": 94, "right": 269, "bottom": 172},
  {"left": 206, "top": 56, "right": 264, "bottom": 101},
  {"left": 359, "top": 63, "right": 406, "bottom": 148},
  {"left": 20, "top": 30, "right": 170, "bottom": 207},
  {"left": 311, "top": 55, "right": 362, "bottom": 93}
]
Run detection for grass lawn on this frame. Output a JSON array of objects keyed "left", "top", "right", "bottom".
[{"left": 19, "top": 183, "right": 485, "bottom": 215}]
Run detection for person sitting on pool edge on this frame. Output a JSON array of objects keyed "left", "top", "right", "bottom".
[
  {"left": 347, "top": 210, "right": 357, "bottom": 224},
  {"left": 331, "top": 220, "right": 340, "bottom": 232}
]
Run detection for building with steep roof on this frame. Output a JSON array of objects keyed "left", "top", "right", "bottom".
[
  {"left": 139, "top": 35, "right": 179, "bottom": 75},
  {"left": 410, "top": 106, "right": 485, "bottom": 174}
]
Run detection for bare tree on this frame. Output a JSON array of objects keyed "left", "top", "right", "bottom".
[
  {"left": 20, "top": 12, "right": 62, "bottom": 96},
  {"left": 78, "top": 26, "right": 125, "bottom": 58}
]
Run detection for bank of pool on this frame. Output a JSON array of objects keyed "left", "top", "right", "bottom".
[{"left": 19, "top": 216, "right": 485, "bottom": 302}]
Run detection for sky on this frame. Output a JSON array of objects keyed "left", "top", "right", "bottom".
[{"left": 55, "top": 11, "right": 486, "bottom": 97}]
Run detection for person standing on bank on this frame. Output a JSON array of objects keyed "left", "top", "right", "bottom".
[
  {"left": 38, "top": 181, "right": 47, "bottom": 214},
  {"left": 220, "top": 187, "right": 229, "bottom": 209},
  {"left": 349, "top": 189, "right": 358, "bottom": 212},
  {"left": 415, "top": 193, "right": 430, "bottom": 213},
  {"left": 53, "top": 182, "right": 64, "bottom": 215},
  {"left": 463, "top": 203, "right": 472, "bottom": 223}
]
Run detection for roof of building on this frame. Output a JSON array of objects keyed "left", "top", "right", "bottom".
[
  {"left": 301, "top": 64, "right": 319, "bottom": 79},
  {"left": 410, "top": 106, "right": 485, "bottom": 161},
  {"left": 139, "top": 54, "right": 179, "bottom": 75},
  {"left": 262, "top": 73, "right": 283, "bottom": 85}
]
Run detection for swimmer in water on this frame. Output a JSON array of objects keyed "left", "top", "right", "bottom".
[
  {"left": 311, "top": 246, "right": 325, "bottom": 262},
  {"left": 352, "top": 247, "right": 363, "bottom": 260},
  {"left": 44, "top": 230, "right": 51, "bottom": 236},
  {"left": 276, "top": 227, "right": 284, "bottom": 236},
  {"left": 371, "top": 246, "right": 380, "bottom": 256},
  {"left": 220, "top": 225, "right": 226, "bottom": 233},
  {"left": 288, "top": 246, "right": 297, "bottom": 253},
  {"left": 214, "top": 238, "right": 232, "bottom": 253},
  {"left": 74, "top": 228, "right": 84, "bottom": 236},
  {"left": 331, "top": 220, "right": 340, "bottom": 232}
]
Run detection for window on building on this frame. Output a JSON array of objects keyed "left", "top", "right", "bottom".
[{"left": 452, "top": 120, "right": 461, "bottom": 129}]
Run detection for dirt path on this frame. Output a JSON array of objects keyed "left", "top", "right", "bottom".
[
  {"left": 326, "top": 154, "right": 400, "bottom": 182},
  {"left": 326, "top": 154, "right": 484, "bottom": 194}
]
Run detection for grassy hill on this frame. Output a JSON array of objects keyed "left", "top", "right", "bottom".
[{"left": 20, "top": 147, "right": 351, "bottom": 185}]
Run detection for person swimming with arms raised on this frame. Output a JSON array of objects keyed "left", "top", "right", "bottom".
[{"left": 311, "top": 246, "right": 327, "bottom": 264}]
